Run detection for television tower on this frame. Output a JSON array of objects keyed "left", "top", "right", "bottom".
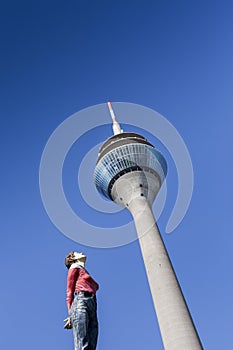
[{"left": 94, "top": 102, "right": 203, "bottom": 350}]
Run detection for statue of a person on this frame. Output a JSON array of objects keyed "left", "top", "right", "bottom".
[{"left": 64, "top": 251, "right": 99, "bottom": 350}]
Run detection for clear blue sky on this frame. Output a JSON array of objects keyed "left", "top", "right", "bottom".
[{"left": 1, "top": 1, "right": 233, "bottom": 349}]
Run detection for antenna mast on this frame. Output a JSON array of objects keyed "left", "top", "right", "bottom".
[{"left": 107, "top": 102, "right": 123, "bottom": 135}]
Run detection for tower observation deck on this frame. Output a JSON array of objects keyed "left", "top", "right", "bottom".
[
  {"left": 94, "top": 132, "right": 167, "bottom": 202},
  {"left": 94, "top": 103, "right": 203, "bottom": 350}
]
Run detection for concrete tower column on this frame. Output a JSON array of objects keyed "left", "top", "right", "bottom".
[
  {"left": 130, "top": 197, "right": 202, "bottom": 350},
  {"left": 110, "top": 172, "right": 203, "bottom": 350}
]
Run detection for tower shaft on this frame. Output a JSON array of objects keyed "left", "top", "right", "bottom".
[
  {"left": 94, "top": 117, "right": 203, "bottom": 349},
  {"left": 129, "top": 197, "right": 203, "bottom": 350}
]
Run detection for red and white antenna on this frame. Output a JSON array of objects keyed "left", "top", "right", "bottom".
[{"left": 107, "top": 101, "right": 123, "bottom": 135}]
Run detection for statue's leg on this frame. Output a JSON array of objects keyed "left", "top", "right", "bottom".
[
  {"left": 87, "top": 296, "right": 98, "bottom": 350},
  {"left": 71, "top": 296, "right": 89, "bottom": 350}
]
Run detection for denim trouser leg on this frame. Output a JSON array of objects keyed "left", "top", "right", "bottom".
[
  {"left": 70, "top": 295, "right": 98, "bottom": 350},
  {"left": 88, "top": 298, "right": 98, "bottom": 350}
]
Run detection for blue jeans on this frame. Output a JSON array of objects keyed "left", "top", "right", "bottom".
[{"left": 70, "top": 293, "right": 98, "bottom": 350}]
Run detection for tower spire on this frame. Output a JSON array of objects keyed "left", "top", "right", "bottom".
[{"left": 107, "top": 101, "right": 123, "bottom": 135}]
